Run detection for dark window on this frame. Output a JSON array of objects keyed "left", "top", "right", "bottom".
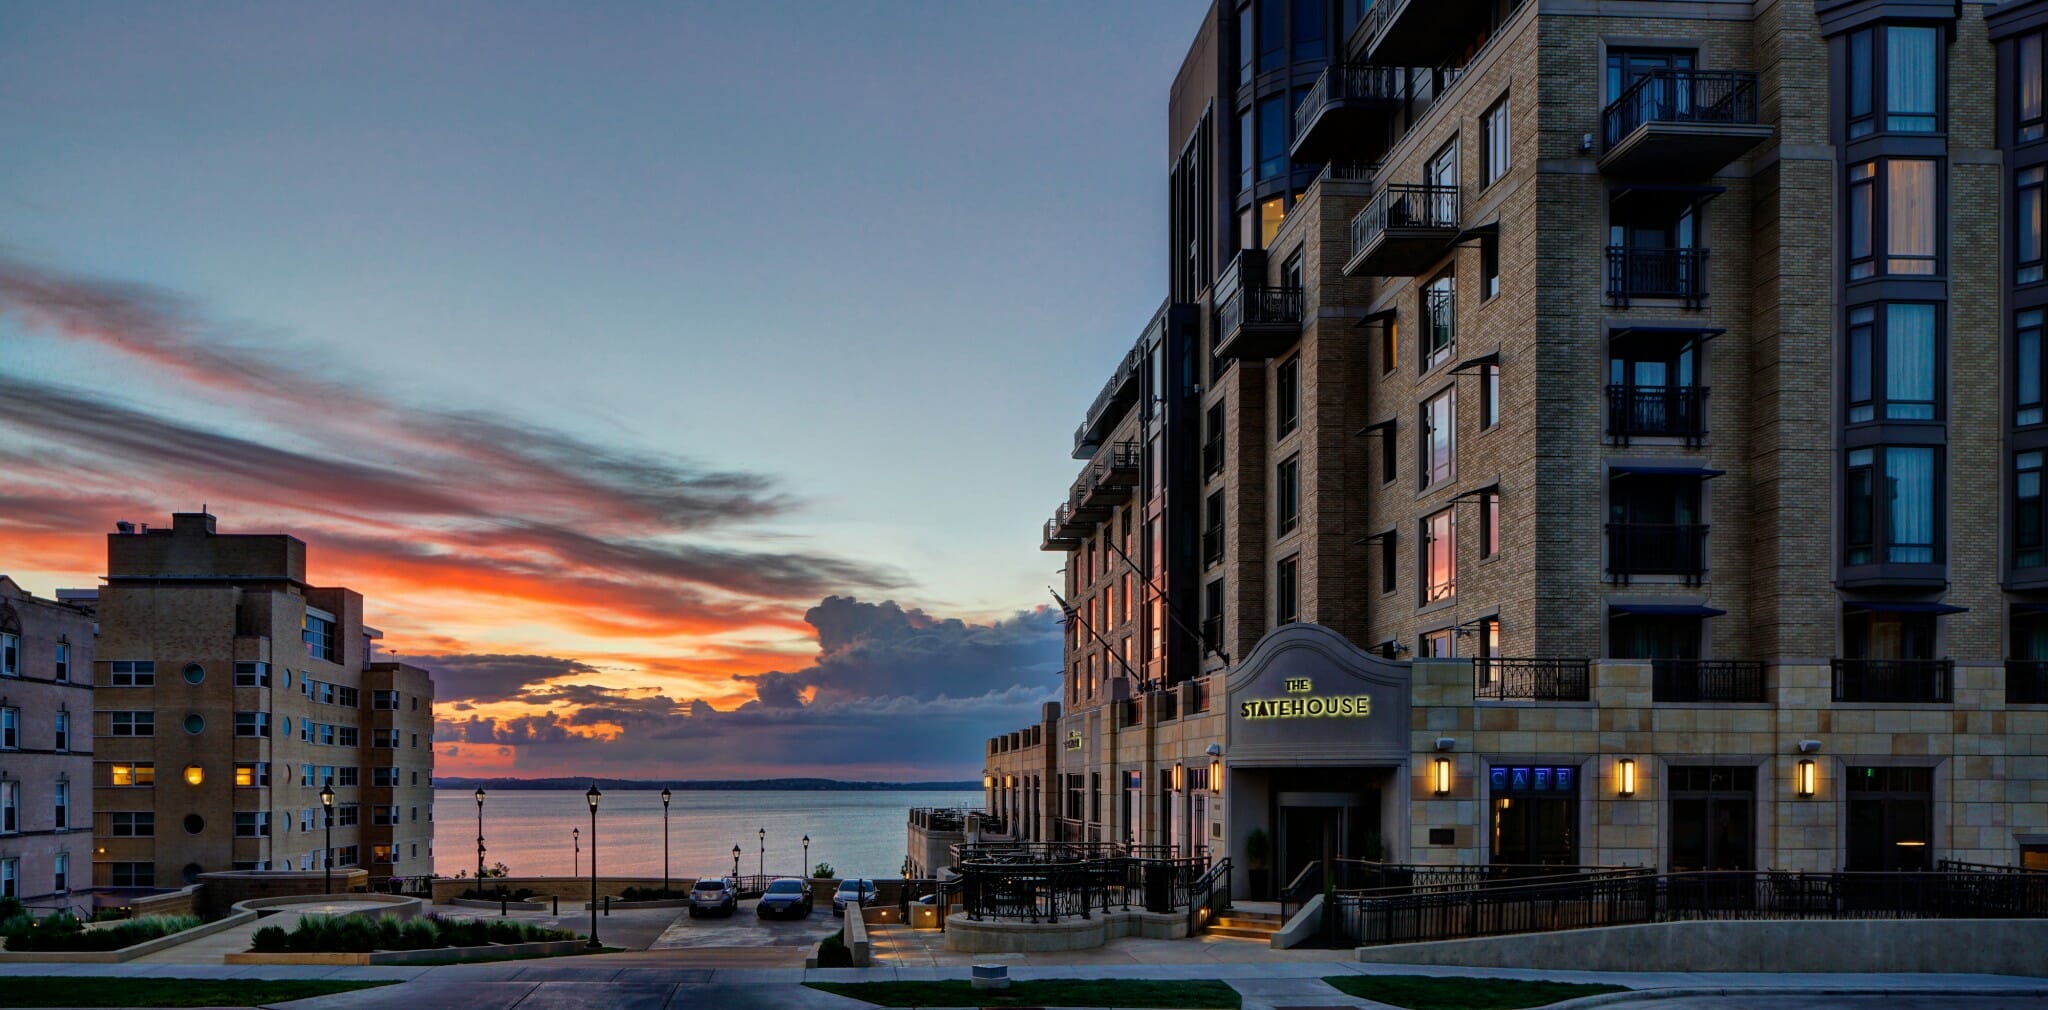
[
  {"left": 1668, "top": 766, "right": 1755, "bottom": 871},
  {"left": 1611, "top": 612, "right": 1702, "bottom": 660},
  {"left": 1481, "top": 233, "right": 1500, "bottom": 300},
  {"left": 1845, "top": 26, "right": 1941, "bottom": 138},
  {"left": 1204, "top": 491, "right": 1224, "bottom": 567},
  {"left": 1845, "top": 766, "right": 1934, "bottom": 871},
  {"left": 1239, "top": 108, "right": 1254, "bottom": 190},
  {"left": 1276, "top": 356, "right": 1300, "bottom": 437},
  {"left": 1609, "top": 471, "right": 1707, "bottom": 580},
  {"left": 1379, "top": 422, "right": 1397, "bottom": 484},
  {"left": 1203, "top": 580, "right": 1224, "bottom": 637},
  {"left": 1291, "top": 0, "right": 1324, "bottom": 60},
  {"left": 2020, "top": 309, "right": 2045, "bottom": 427},
  {"left": 2019, "top": 451, "right": 2045, "bottom": 570},
  {"left": 1847, "top": 158, "right": 1939, "bottom": 280},
  {"left": 1607, "top": 49, "right": 1695, "bottom": 104},
  {"left": 1482, "top": 94, "right": 1510, "bottom": 186},
  {"left": 1237, "top": 3, "right": 1254, "bottom": 87},
  {"left": 1257, "top": 95, "right": 1287, "bottom": 181},
  {"left": 1481, "top": 362, "right": 1500, "bottom": 429},
  {"left": 1422, "top": 271, "right": 1456, "bottom": 370},
  {"left": 1845, "top": 302, "right": 1941, "bottom": 423},
  {"left": 1204, "top": 404, "right": 1225, "bottom": 476},
  {"left": 1845, "top": 446, "right": 1939, "bottom": 565},
  {"left": 1275, "top": 554, "right": 1299, "bottom": 624},
  {"left": 1608, "top": 190, "right": 1703, "bottom": 303},
  {"left": 2021, "top": 166, "right": 2044, "bottom": 284},
  {"left": 1479, "top": 488, "right": 1500, "bottom": 559},
  {"left": 1844, "top": 610, "right": 1937, "bottom": 661},
  {"left": 1379, "top": 532, "right": 1397, "bottom": 593},
  {"left": 1608, "top": 331, "right": 1703, "bottom": 440},
  {"left": 1276, "top": 455, "right": 1300, "bottom": 535},
  {"left": 2022, "top": 31, "right": 2045, "bottom": 143},
  {"left": 1258, "top": 0, "right": 1284, "bottom": 73}
]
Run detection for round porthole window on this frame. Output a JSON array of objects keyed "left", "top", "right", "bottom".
[
  {"left": 182, "top": 663, "right": 205, "bottom": 684},
  {"left": 182, "top": 862, "right": 203, "bottom": 884},
  {"left": 183, "top": 814, "right": 205, "bottom": 835},
  {"left": 184, "top": 714, "right": 204, "bottom": 734},
  {"left": 280, "top": 668, "right": 291, "bottom": 688},
  {"left": 183, "top": 764, "right": 204, "bottom": 786}
]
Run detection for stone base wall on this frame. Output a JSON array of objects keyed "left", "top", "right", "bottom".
[{"left": 940, "top": 909, "right": 1188, "bottom": 953}]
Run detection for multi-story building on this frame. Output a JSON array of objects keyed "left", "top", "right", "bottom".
[
  {"left": 89, "top": 512, "right": 434, "bottom": 889},
  {"left": 980, "top": 0, "right": 2048, "bottom": 893},
  {"left": 0, "top": 576, "right": 95, "bottom": 907}
]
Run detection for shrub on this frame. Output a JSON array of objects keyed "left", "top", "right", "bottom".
[
  {"left": 248, "top": 913, "right": 577, "bottom": 953},
  {"left": 251, "top": 925, "right": 290, "bottom": 953},
  {"left": 3, "top": 913, "right": 200, "bottom": 952},
  {"left": 815, "top": 929, "right": 852, "bottom": 968},
  {"left": 813, "top": 863, "right": 836, "bottom": 879},
  {"left": 457, "top": 886, "right": 539, "bottom": 901},
  {"left": 617, "top": 886, "right": 685, "bottom": 901}
]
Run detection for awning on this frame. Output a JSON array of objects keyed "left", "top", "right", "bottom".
[
  {"left": 1609, "top": 323, "right": 1726, "bottom": 344},
  {"left": 1354, "top": 418, "right": 1397, "bottom": 437},
  {"left": 1610, "top": 464, "right": 1727, "bottom": 479},
  {"left": 1450, "top": 482, "right": 1500, "bottom": 501},
  {"left": 1455, "top": 221, "right": 1500, "bottom": 244},
  {"left": 1609, "top": 183, "right": 1725, "bottom": 209},
  {"left": 1609, "top": 603, "right": 1728, "bottom": 618},
  {"left": 1449, "top": 351, "right": 1500, "bottom": 374},
  {"left": 1352, "top": 308, "right": 1397, "bottom": 329},
  {"left": 1351, "top": 530, "right": 1396, "bottom": 548},
  {"left": 1845, "top": 601, "right": 1968, "bottom": 615}
]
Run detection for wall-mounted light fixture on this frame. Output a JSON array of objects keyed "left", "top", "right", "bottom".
[
  {"left": 1005, "top": 775, "right": 1015, "bottom": 788},
  {"left": 982, "top": 774, "right": 994, "bottom": 789},
  {"left": 1617, "top": 758, "right": 1637, "bottom": 798},
  {"left": 1431, "top": 757, "right": 1452, "bottom": 796},
  {"left": 1173, "top": 762, "right": 1186, "bottom": 792},
  {"left": 1796, "top": 758, "right": 1816, "bottom": 798},
  {"left": 1210, "top": 759, "right": 1223, "bottom": 793}
]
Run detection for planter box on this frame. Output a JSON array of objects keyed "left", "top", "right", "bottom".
[
  {"left": 0, "top": 911, "right": 257, "bottom": 964},
  {"left": 226, "top": 938, "right": 590, "bottom": 966}
]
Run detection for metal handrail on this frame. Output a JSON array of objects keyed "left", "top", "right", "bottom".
[
  {"left": 1603, "top": 69, "right": 1761, "bottom": 149},
  {"left": 1474, "top": 658, "right": 1592, "bottom": 701},
  {"left": 1604, "top": 522, "right": 1709, "bottom": 583},
  {"left": 1831, "top": 658, "right": 1954, "bottom": 704},
  {"left": 1351, "top": 183, "right": 1460, "bottom": 264},
  {"left": 1651, "top": 659, "right": 1767, "bottom": 703},
  {"left": 1606, "top": 384, "right": 1708, "bottom": 444},
  {"left": 1217, "top": 284, "right": 1305, "bottom": 348},
  {"left": 1606, "top": 246, "right": 1709, "bottom": 308},
  {"left": 1295, "top": 63, "right": 1405, "bottom": 139}
]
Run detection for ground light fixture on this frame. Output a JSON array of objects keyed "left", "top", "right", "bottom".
[
  {"left": 1431, "top": 757, "right": 1452, "bottom": 796},
  {"left": 1796, "top": 758, "right": 1817, "bottom": 797},
  {"left": 585, "top": 784, "right": 602, "bottom": 948},
  {"left": 1617, "top": 758, "right": 1637, "bottom": 798}
]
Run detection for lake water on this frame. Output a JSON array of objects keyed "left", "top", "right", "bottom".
[{"left": 433, "top": 788, "right": 981, "bottom": 879}]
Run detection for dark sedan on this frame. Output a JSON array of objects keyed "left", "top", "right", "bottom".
[{"left": 755, "top": 876, "right": 812, "bottom": 918}]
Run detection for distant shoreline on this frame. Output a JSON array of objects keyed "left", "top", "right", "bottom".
[{"left": 435, "top": 776, "right": 980, "bottom": 792}]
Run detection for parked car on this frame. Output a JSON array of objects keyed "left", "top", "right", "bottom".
[
  {"left": 831, "top": 877, "right": 878, "bottom": 915},
  {"left": 755, "top": 876, "right": 812, "bottom": 918},
  {"left": 688, "top": 875, "right": 737, "bottom": 917}
]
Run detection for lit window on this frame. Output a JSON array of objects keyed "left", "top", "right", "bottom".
[
  {"left": 1422, "top": 508, "right": 1457, "bottom": 604},
  {"left": 1847, "top": 159, "right": 1939, "bottom": 279},
  {"left": 1421, "top": 387, "right": 1456, "bottom": 489},
  {"left": 1259, "top": 196, "right": 1286, "bottom": 249}
]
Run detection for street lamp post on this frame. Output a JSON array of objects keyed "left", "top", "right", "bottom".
[
  {"left": 731, "top": 844, "right": 741, "bottom": 883},
  {"left": 573, "top": 827, "right": 580, "bottom": 877},
  {"left": 757, "top": 827, "right": 765, "bottom": 878},
  {"left": 803, "top": 834, "right": 810, "bottom": 877},
  {"left": 474, "top": 788, "right": 486, "bottom": 884},
  {"left": 320, "top": 782, "right": 336, "bottom": 894},
  {"left": 660, "top": 788, "right": 672, "bottom": 898},
  {"left": 585, "top": 784, "right": 602, "bottom": 949}
]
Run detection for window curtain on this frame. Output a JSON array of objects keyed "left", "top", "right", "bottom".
[
  {"left": 1885, "top": 447, "right": 1936, "bottom": 562},
  {"left": 1884, "top": 303, "right": 1936, "bottom": 418},
  {"left": 1886, "top": 27, "right": 1937, "bottom": 129},
  {"left": 1887, "top": 160, "right": 1936, "bottom": 268}
]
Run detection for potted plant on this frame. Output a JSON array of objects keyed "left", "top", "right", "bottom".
[{"left": 1245, "top": 828, "right": 1272, "bottom": 898}]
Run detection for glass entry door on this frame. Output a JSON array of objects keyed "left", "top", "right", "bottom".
[
  {"left": 1846, "top": 766, "right": 1933, "bottom": 871},
  {"left": 1667, "top": 766, "right": 1755, "bottom": 870},
  {"left": 1488, "top": 764, "right": 1580, "bottom": 867}
]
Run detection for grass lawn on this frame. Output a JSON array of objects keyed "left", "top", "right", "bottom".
[
  {"left": 1322, "top": 974, "right": 1629, "bottom": 1010},
  {"left": 0, "top": 977, "right": 398, "bottom": 1008},
  {"left": 806, "top": 978, "right": 1241, "bottom": 1008}
]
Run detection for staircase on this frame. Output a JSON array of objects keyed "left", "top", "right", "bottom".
[{"left": 1204, "top": 909, "right": 1284, "bottom": 942}]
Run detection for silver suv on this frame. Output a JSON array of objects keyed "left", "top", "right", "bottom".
[{"left": 688, "top": 875, "right": 736, "bottom": 917}]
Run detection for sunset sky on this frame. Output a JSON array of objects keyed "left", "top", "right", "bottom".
[{"left": 0, "top": 1, "right": 1200, "bottom": 779}]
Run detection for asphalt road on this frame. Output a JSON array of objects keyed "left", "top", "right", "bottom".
[{"left": 1594, "top": 996, "right": 2048, "bottom": 1009}]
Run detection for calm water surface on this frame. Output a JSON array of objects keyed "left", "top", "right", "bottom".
[{"left": 434, "top": 788, "right": 981, "bottom": 878}]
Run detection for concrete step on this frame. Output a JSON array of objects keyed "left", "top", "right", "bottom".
[
  {"left": 1213, "top": 914, "right": 1282, "bottom": 928},
  {"left": 1205, "top": 924, "right": 1280, "bottom": 940}
]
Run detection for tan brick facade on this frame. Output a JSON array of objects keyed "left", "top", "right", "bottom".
[{"left": 0, "top": 576, "right": 95, "bottom": 906}]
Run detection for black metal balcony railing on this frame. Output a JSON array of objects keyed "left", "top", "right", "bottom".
[
  {"left": 1652, "top": 659, "right": 1766, "bottom": 703},
  {"left": 1602, "top": 70, "right": 1762, "bottom": 149},
  {"left": 1607, "top": 385, "right": 1709, "bottom": 444},
  {"left": 1217, "top": 285, "right": 1305, "bottom": 345},
  {"left": 1607, "top": 247, "right": 1709, "bottom": 308},
  {"left": 1605, "top": 522, "right": 1709, "bottom": 584},
  {"left": 1474, "top": 658, "right": 1592, "bottom": 702},
  {"left": 1201, "top": 526, "right": 1223, "bottom": 567},
  {"left": 1831, "top": 658, "right": 1954, "bottom": 704},
  {"left": 1295, "top": 63, "right": 1404, "bottom": 137},
  {"left": 1202, "top": 435, "right": 1223, "bottom": 477},
  {"left": 2007, "top": 661, "right": 2048, "bottom": 704},
  {"left": 1353, "top": 183, "right": 1460, "bottom": 255}
]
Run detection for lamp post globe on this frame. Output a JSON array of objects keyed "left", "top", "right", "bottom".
[
  {"left": 584, "top": 784, "right": 602, "bottom": 948},
  {"left": 660, "top": 788, "right": 672, "bottom": 897},
  {"left": 319, "top": 782, "right": 336, "bottom": 895}
]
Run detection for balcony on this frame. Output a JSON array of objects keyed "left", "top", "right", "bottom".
[
  {"left": 1606, "top": 523, "right": 1709, "bottom": 585},
  {"left": 1354, "top": 0, "right": 1500, "bottom": 72},
  {"left": 1652, "top": 659, "right": 1766, "bottom": 703},
  {"left": 1202, "top": 432, "right": 1223, "bottom": 477},
  {"left": 1474, "top": 658, "right": 1591, "bottom": 702},
  {"left": 1600, "top": 70, "right": 1770, "bottom": 177},
  {"left": 1040, "top": 501, "right": 1097, "bottom": 552},
  {"left": 1073, "top": 343, "right": 1145, "bottom": 458},
  {"left": 1074, "top": 441, "right": 1141, "bottom": 513},
  {"left": 1606, "top": 385, "right": 1709, "bottom": 445},
  {"left": 1215, "top": 284, "right": 1305, "bottom": 360},
  {"left": 1345, "top": 183, "right": 1460, "bottom": 277},
  {"left": 1831, "top": 659, "right": 1953, "bottom": 704},
  {"left": 1292, "top": 64, "right": 1405, "bottom": 162},
  {"left": 1607, "top": 247, "right": 1709, "bottom": 308},
  {"left": 2009, "top": 661, "right": 2048, "bottom": 704}
]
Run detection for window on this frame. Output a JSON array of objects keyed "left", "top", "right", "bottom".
[
  {"left": 373, "top": 690, "right": 400, "bottom": 710},
  {"left": 303, "top": 611, "right": 338, "bottom": 662},
  {"left": 1846, "top": 446, "right": 1939, "bottom": 565},
  {"left": 1381, "top": 317, "right": 1399, "bottom": 375},
  {"left": 2021, "top": 451, "right": 2046, "bottom": 570},
  {"left": 375, "top": 804, "right": 400, "bottom": 826},
  {"left": 1238, "top": 109, "right": 1254, "bottom": 191},
  {"left": 1380, "top": 532, "right": 1398, "bottom": 594},
  {"left": 0, "top": 707, "right": 15, "bottom": 750},
  {"left": 1203, "top": 580, "right": 1224, "bottom": 647},
  {"left": 109, "top": 660, "right": 154, "bottom": 686},
  {"left": 1237, "top": 3, "right": 1253, "bottom": 86},
  {"left": 110, "top": 763, "right": 154, "bottom": 787},
  {"left": 1846, "top": 303, "right": 1941, "bottom": 423},
  {"left": 1846, "top": 25, "right": 1940, "bottom": 137},
  {"left": 1258, "top": 0, "right": 1284, "bottom": 73},
  {"left": 373, "top": 767, "right": 400, "bottom": 787},
  {"left": 1291, "top": 0, "right": 1324, "bottom": 60},
  {"left": 108, "top": 811, "right": 153, "bottom": 837},
  {"left": 374, "top": 728, "right": 399, "bottom": 748},
  {"left": 1203, "top": 491, "right": 1224, "bottom": 567},
  {"left": 234, "top": 661, "right": 270, "bottom": 687},
  {"left": 53, "top": 782, "right": 67, "bottom": 830},
  {"left": 1276, "top": 455, "right": 1301, "bottom": 536},
  {"left": 0, "top": 781, "right": 16, "bottom": 834},
  {"left": 0, "top": 859, "right": 13, "bottom": 899},
  {"left": 2020, "top": 167, "right": 2048, "bottom": 291},
  {"left": 1276, "top": 357, "right": 1300, "bottom": 437},
  {"left": 1379, "top": 422, "right": 1397, "bottom": 484},
  {"left": 1204, "top": 404, "right": 1225, "bottom": 476},
  {"left": 1421, "top": 387, "right": 1456, "bottom": 489},
  {"left": 1258, "top": 95, "right": 1287, "bottom": 181},
  {"left": 1422, "top": 271, "right": 1456, "bottom": 370},
  {"left": 338, "top": 726, "right": 358, "bottom": 747},
  {"left": 1481, "top": 362, "right": 1500, "bottom": 429},
  {"left": 53, "top": 642, "right": 67, "bottom": 682},
  {"left": 0, "top": 634, "right": 15, "bottom": 677},
  {"left": 1847, "top": 159, "right": 1939, "bottom": 279},
  {"left": 336, "top": 686, "right": 358, "bottom": 708},
  {"left": 1259, "top": 195, "right": 1285, "bottom": 249},
  {"left": 1481, "top": 234, "right": 1500, "bottom": 300},
  {"left": 109, "top": 862, "right": 154, "bottom": 887},
  {"left": 1422, "top": 508, "right": 1457, "bottom": 604},
  {"left": 1420, "top": 628, "right": 1455, "bottom": 658},
  {"left": 1480, "top": 489, "right": 1500, "bottom": 559},
  {"left": 1275, "top": 555, "right": 1299, "bottom": 625},
  {"left": 234, "top": 712, "right": 271, "bottom": 738},
  {"left": 338, "top": 767, "right": 359, "bottom": 786},
  {"left": 53, "top": 711, "right": 68, "bottom": 752},
  {"left": 235, "top": 812, "right": 271, "bottom": 837},
  {"left": 1607, "top": 49, "right": 1695, "bottom": 104},
  {"left": 235, "top": 763, "right": 270, "bottom": 788},
  {"left": 1482, "top": 95, "right": 1510, "bottom": 186},
  {"left": 2023, "top": 31, "right": 2045, "bottom": 143},
  {"left": 53, "top": 853, "right": 68, "bottom": 894}
]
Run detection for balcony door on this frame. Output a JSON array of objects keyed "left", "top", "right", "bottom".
[
  {"left": 1668, "top": 766, "right": 1754, "bottom": 871},
  {"left": 1844, "top": 609, "right": 1935, "bottom": 661},
  {"left": 1845, "top": 766, "right": 1933, "bottom": 872},
  {"left": 1609, "top": 332, "right": 1703, "bottom": 439},
  {"left": 1608, "top": 471, "right": 1706, "bottom": 581},
  {"left": 1606, "top": 49, "right": 1696, "bottom": 107},
  {"left": 1610, "top": 612, "right": 1702, "bottom": 660}
]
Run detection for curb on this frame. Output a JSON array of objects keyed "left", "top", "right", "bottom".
[{"left": 1548, "top": 985, "right": 2048, "bottom": 1008}]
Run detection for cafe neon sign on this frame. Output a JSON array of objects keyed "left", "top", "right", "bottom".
[{"left": 1238, "top": 676, "right": 1371, "bottom": 720}]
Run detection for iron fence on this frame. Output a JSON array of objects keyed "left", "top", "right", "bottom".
[
  {"left": 1651, "top": 659, "right": 1767, "bottom": 703},
  {"left": 1473, "top": 658, "right": 1591, "bottom": 701},
  {"left": 1294, "top": 63, "right": 1404, "bottom": 138},
  {"left": 1606, "top": 247, "right": 1709, "bottom": 308},
  {"left": 1606, "top": 384, "right": 1708, "bottom": 444},
  {"left": 1831, "top": 658, "right": 1953, "bottom": 704},
  {"left": 954, "top": 850, "right": 1222, "bottom": 923},
  {"left": 1602, "top": 69, "right": 1761, "bottom": 148},
  {"left": 1352, "top": 183, "right": 1460, "bottom": 262}
]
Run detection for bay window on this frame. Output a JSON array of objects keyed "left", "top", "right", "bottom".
[
  {"left": 2019, "top": 451, "right": 2045, "bottom": 570},
  {"left": 1845, "top": 24, "right": 1942, "bottom": 138},
  {"left": 2022, "top": 30, "right": 2045, "bottom": 143},
  {"left": 1845, "top": 302, "right": 1941, "bottom": 423},
  {"left": 1847, "top": 158, "right": 1939, "bottom": 280},
  {"left": 1846, "top": 446, "right": 1939, "bottom": 566},
  {"left": 2021, "top": 309, "right": 2046, "bottom": 427},
  {"left": 2022, "top": 166, "right": 2044, "bottom": 284}
]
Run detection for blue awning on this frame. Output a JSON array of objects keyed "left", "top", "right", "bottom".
[
  {"left": 1610, "top": 464, "right": 1727, "bottom": 479},
  {"left": 1845, "top": 601, "right": 1967, "bottom": 615},
  {"left": 1609, "top": 603, "right": 1727, "bottom": 617}
]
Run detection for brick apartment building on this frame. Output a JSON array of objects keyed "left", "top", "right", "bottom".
[
  {"left": 979, "top": 0, "right": 2048, "bottom": 892},
  {"left": 86, "top": 512, "right": 435, "bottom": 889},
  {"left": 0, "top": 576, "right": 95, "bottom": 908}
]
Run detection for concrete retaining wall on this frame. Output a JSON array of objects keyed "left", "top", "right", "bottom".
[
  {"left": 225, "top": 938, "right": 587, "bottom": 965},
  {"left": 942, "top": 910, "right": 1188, "bottom": 953},
  {"left": 1354, "top": 919, "right": 2048, "bottom": 976},
  {"left": 0, "top": 911, "right": 256, "bottom": 963},
  {"left": 1271, "top": 895, "right": 1322, "bottom": 949},
  {"left": 843, "top": 905, "right": 871, "bottom": 966},
  {"left": 234, "top": 893, "right": 421, "bottom": 920},
  {"left": 198, "top": 871, "right": 370, "bottom": 918},
  {"left": 449, "top": 897, "right": 549, "bottom": 912}
]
